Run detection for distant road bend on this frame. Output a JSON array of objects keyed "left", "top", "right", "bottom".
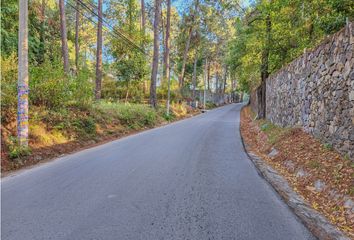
[{"left": 2, "top": 104, "right": 315, "bottom": 240}]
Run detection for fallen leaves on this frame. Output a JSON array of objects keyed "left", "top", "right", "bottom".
[{"left": 240, "top": 106, "right": 354, "bottom": 238}]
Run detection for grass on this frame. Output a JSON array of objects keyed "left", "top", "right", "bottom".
[
  {"left": 256, "top": 119, "right": 290, "bottom": 144},
  {"left": 1, "top": 101, "right": 198, "bottom": 167}
]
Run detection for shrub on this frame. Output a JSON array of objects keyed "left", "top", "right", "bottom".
[
  {"left": 7, "top": 136, "right": 32, "bottom": 159},
  {"left": 1, "top": 54, "right": 18, "bottom": 123},
  {"left": 93, "top": 102, "right": 159, "bottom": 129}
]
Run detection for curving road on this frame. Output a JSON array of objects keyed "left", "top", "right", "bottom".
[{"left": 2, "top": 104, "right": 315, "bottom": 240}]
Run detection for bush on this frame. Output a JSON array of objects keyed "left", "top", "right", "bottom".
[
  {"left": 1, "top": 55, "right": 94, "bottom": 121},
  {"left": 205, "top": 101, "right": 217, "bottom": 109},
  {"left": 1, "top": 54, "right": 18, "bottom": 123},
  {"left": 93, "top": 102, "right": 159, "bottom": 129},
  {"left": 7, "top": 136, "right": 32, "bottom": 159}
]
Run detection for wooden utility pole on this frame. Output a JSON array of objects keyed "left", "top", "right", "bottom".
[
  {"left": 59, "top": 0, "right": 70, "bottom": 74},
  {"left": 95, "top": 0, "right": 103, "bottom": 100},
  {"left": 150, "top": 0, "right": 161, "bottom": 108},
  {"left": 18, "top": 0, "right": 29, "bottom": 146}
]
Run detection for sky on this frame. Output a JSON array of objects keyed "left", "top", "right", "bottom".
[{"left": 172, "top": 0, "right": 253, "bottom": 14}]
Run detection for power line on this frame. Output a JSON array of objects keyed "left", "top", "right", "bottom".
[
  {"left": 76, "top": 0, "right": 146, "bottom": 54},
  {"left": 66, "top": 0, "right": 145, "bottom": 55},
  {"left": 67, "top": 0, "right": 181, "bottom": 72}
]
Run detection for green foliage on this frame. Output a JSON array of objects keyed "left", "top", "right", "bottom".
[
  {"left": 226, "top": 0, "right": 353, "bottom": 93},
  {"left": 323, "top": 143, "right": 333, "bottom": 150},
  {"left": 205, "top": 101, "right": 217, "bottom": 109},
  {"left": 93, "top": 102, "right": 159, "bottom": 129},
  {"left": 7, "top": 136, "right": 32, "bottom": 159},
  {"left": 1, "top": 54, "right": 94, "bottom": 124},
  {"left": 72, "top": 117, "right": 96, "bottom": 135},
  {"left": 1, "top": 54, "right": 18, "bottom": 123},
  {"left": 257, "top": 119, "right": 290, "bottom": 144}
]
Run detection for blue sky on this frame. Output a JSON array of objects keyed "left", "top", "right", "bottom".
[{"left": 172, "top": 0, "right": 253, "bottom": 13}]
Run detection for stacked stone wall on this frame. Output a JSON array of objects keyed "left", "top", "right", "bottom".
[{"left": 265, "top": 23, "right": 354, "bottom": 159}]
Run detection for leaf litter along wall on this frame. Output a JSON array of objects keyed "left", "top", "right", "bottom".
[{"left": 265, "top": 22, "right": 354, "bottom": 160}]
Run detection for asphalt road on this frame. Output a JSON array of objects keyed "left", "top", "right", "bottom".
[{"left": 2, "top": 103, "right": 316, "bottom": 240}]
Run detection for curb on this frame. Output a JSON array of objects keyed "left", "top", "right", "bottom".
[{"left": 239, "top": 108, "right": 350, "bottom": 240}]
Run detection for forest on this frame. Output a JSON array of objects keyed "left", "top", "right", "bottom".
[{"left": 1, "top": 0, "right": 353, "bottom": 159}]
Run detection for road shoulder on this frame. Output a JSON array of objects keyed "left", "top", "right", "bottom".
[{"left": 240, "top": 106, "right": 351, "bottom": 240}]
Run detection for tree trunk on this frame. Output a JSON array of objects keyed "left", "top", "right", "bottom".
[
  {"left": 75, "top": 0, "right": 80, "bottom": 73},
  {"left": 141, "top": 0, "right": 146, "bottom": 40},
  {"left": 160, "top": 11, "right": 165, "bottom": 85},
  {"left": 258, "top": 14, "right": 271, "bottom": 119},
  {"left": 178, "top": 0, "right": 199, "bottom": 87},
  {"left": 95, "top": 0, "right": 103, "bottom": 100},
  {"left": 222, "top": 66, "right": 227, "bottom": 95},
  {"left": 179, "top": 27, "right": 192, "bottom": 87},
  {"left": 141, "top": 0, "right": 147, "bottom": 95},
  {"left": 207, "top": 60, "right": 210, "bottom": 90},
  {"left": 125, "top": 82, "right": 130, "bottom": 104},
  {"left": 18, "top": 0, "right": 29, "bottom": 147},
  {"left": 59, "top": 0, "right": 70, "bottom": 74},
  {"left": 163, "top": 0, "right": 171, "bottom": 85},
  {"left": 38, "top": 0, "right": 45, "bottom": 64},
  {"left": 150, "top": 0, "right": 161, "bottom": 108},
  {"left": 192, "top": 52, "right": 198, "bottom": 101}
]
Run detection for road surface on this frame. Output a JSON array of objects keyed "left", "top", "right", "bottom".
[{"left": 2, "top": 104, "right": 315, "bottom": 240}]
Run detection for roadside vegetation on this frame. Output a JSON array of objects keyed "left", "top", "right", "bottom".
[
  {"left": 1, "top": 99, "right": 199, "bottom": 171},
  {"left": 241, "top": 106, "right": 354, "bottom": 238}
]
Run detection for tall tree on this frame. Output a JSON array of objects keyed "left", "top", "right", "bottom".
[
  {"left": 207, "top": 60, "right": 210, "bottom": 90},
  {"left": 179, "top": 0, "right": 199, "bottom": 87},
  {"left": 163, "top": 0, "right": 171, "bottom": 83},
  {"left": 258, "top": 13, "right": 271, "bottom": 119},
  {"left": 95, "top": 0, "right": 103, "bottom": 100},
  {"left": 192, "top": 51, "right": 198, "bottom": 101},
  {"left": 140, "top": 0, "right": 147, "bottom": 94},
  {"left": 75, "top": 0, "right": 80, "bottom": 72},
  {"left": 140, "top": 0, "right": 146, "bottom": 41},
  {"left": 38, "top": 0, "right": 46, "bottom": 64},
  {"left": 150, "top": 0, "right": 161, "bottom": 108},
  {"left": 17, "top": 0, "right": 29, "bottom": 146},
  {"left": 59, "top": 0, "right": 70, "bottom": 74}
]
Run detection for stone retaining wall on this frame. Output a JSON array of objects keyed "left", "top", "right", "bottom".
[{"left": 266, "top": 22, "right": 354, "bottom": 159}]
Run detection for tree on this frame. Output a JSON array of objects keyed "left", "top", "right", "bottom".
[
  {"left": 17, "top": 0, "right": 29, "bottom": 146},
  {"left": 59, "top": 0, "right": 70, "bottom": 74},
  {"left": 150, "top": 0, "right": 161, "bottom": 108},
  {"left": 163, "top": 0, "right": 171, "bottom": 83},
  {"left": 38, "top": 0, "right": 46, "bottom": 64},
  {"left": 191, "top": 51, "right": 198, "bottom": 101},
  {"left": 95, "top": 0, "right": 103, "bottom": 100},
  {"left": 141, "top": 0, "right": 146, "bottom": 42},
  {"left": 75, "top": 0, "right": 80, "bottom": 72},
  {"left": 258, "top": 13, "right": 271, "bottom": 119},
  {"left": 178, "top": 0, "right": 199, "bottom": 87}
]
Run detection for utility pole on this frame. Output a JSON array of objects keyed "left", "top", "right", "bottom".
[{"left": 18, "top": 0, "right": 29, "bottom": 146}]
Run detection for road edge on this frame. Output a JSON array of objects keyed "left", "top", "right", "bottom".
[{"left": 239, "top": 106, "right": 350, "bottom": 240}]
